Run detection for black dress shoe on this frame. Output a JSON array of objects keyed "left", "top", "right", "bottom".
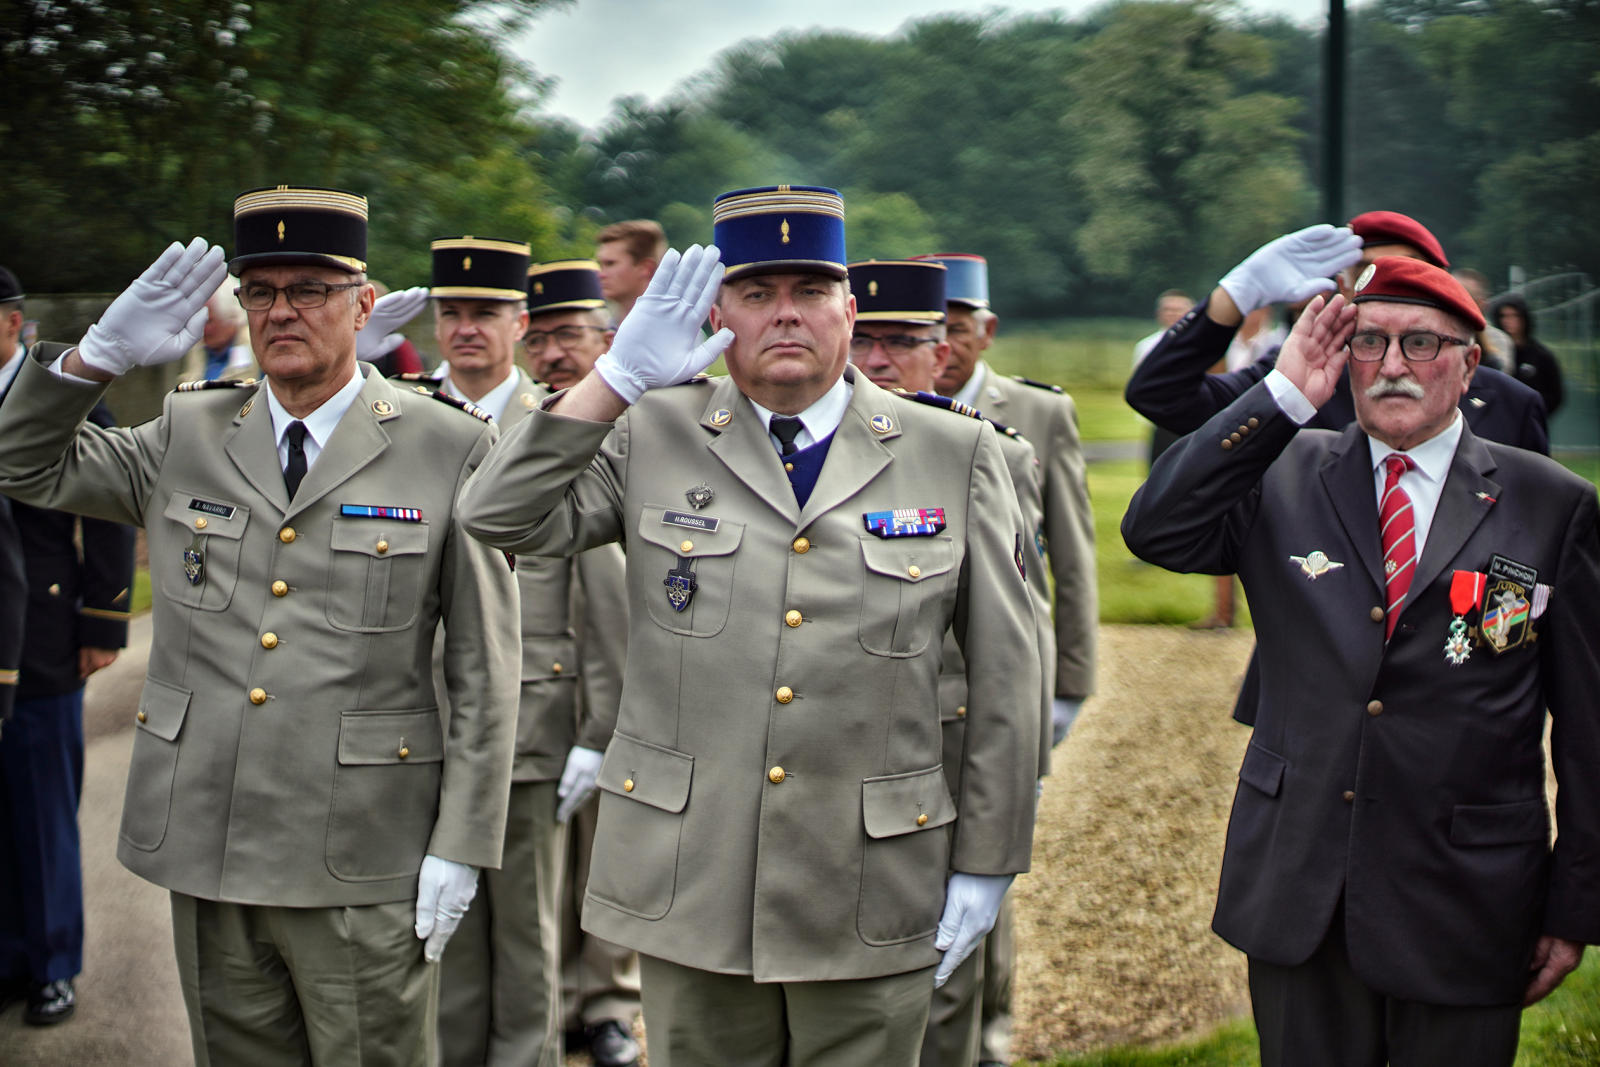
[
  {"left": 585, "top": 1018, "right": 640, "bottom": 1067},
  {"left": 24, "top": 979, "right": 75, "bottom": 1025},
  {"left": 563, "top": 1025, "right": 590, "bottom": 1053},
  {"left": 0, "top": 978, "right": 25, "bottom": 1012}
]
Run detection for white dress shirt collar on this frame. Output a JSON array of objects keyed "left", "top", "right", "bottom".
[
  {"left": 746, "top": 373, "right": 853, "bottom": 454},
  {"left": 437, "top": 367, "right": 519, "bottom": 422},
  {"left": 266, "top": 363, "right": 365, "bottom": 472},
  {"left": 950, "top": 360, "right": 989, "bottom": 410},
  {"left": 1365, "top": 412, "right": 1465, "bottom": 559}
]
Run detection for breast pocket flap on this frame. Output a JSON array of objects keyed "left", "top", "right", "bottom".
[
  {"left": 1450, "top": 798, "right": 1547, "bottom": 846},
  {"left": 859, "top": 537, "right": 955, "bottom": 583},
  {"left": 635, "top": 507, "right": 745, "bottom": 558},
  {"left": 862, "top": 766, "right": 957, "bottom": 839},
  {"left": 1239, "top": 742, "right": 1287, "bottom": 798},
  {"left": 163, "top": 493, "right": 248, "bottom": 540},
  {"left": 598, "top": 732, "right": 694, "bottom": 813},
  {"left": 330, "top": 522, "right": 431, "bottom": 558},
  {"left": 137, "top": 678, "right": 192, "bottom": 742},
  {"left": 337, "top": 709, "right": 444, "bottom": 766}
]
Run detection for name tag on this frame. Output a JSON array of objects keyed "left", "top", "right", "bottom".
[
  {"left": 662, "top": 510, "right": 720, "bottom": 533},
  {"left": 188, "top": 498, "right": 236, "bottom": 519},
  {"left": 340, "top": 505, "right": 424, "bottom": 522}
]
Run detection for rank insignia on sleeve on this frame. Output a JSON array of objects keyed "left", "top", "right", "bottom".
[
  {"left": 864, "top": 508, "right": 946, "bottom": 538},
  {"left": 1289, "top": 550, "right": 1344, "bottom": 580},
  {"left": 664, "top": 557, "right": 698, "bottom": 613}
]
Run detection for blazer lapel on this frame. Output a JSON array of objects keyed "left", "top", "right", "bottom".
[
  {"left": 223, "top": 382, "right": 289, "bottom": 512},
  {"left": 1412, "top": 425, "right": 1500, "bottom": 601},
  {"left": 703, "top": 377, "right": 800, "bottom": 525},
  {"left": 798, "top": 369, "right": 894, "bottom": 529},
  {"left": 1320, "top": 425, "right": 1385, "bottom": 594},
  {"left": 285, "top": 368, "right": 395, "bottom": 519}
]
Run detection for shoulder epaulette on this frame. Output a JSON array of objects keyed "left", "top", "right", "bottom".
[
  {"left": 895, "top": 388, "right": 1021, "bottom": 438},
  {"left": 391, "top": 371, "right": 438, "bottom": 383},
  {"left": 176, "top": 377, "right": 257, "bottom": 393},
  {"left": 667, "top": 373, "right": 714, "bottom": 387},
  {"left": 1009, "top": 374, "right": 1063, "bottom": 394},
  {"left": 423, "top": 389, "right": 494, "bottom": 423}
]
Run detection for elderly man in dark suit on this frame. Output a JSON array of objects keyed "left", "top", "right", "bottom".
[{"left": 1123, "top": 257, "right": 1599, "bottom": 1066}]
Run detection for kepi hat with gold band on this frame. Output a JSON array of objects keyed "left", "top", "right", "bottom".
[
  {"left": 909, "top": 253, "right": 988, "bottom": 308},
  {"left": 847, "top": 259, "right": 947, "bottom": 325},
  {"left": 1352, "top": 256, "right": 1484, "bottom": 330},
  {"left": 230, "top": 185, "right": 368, "bottom": 274},
  {"left": 712, "top": 185, "right": 846, "bottom": 281},
  {"left": 430, "top": 237, "right": 531, "bottom": 301},
  {"left": 526, "top": 260, "right": 606, "bottom": 317}
]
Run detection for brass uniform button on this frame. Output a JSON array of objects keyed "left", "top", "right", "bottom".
[
  {"left": 916, "top": 813, "right": 929, "bottom": 827},
  {"left": 1229, "top": 432, "right": 1242, "bottom": 444},
  {"left": 907, "top": 565, "right": 921, "bottom": 579},
  {"left": 551, "top": 662, "right": 563, "bottom": 674},
  {"left": 784, "top": 462, "right": 795, "bottom": 472},
  {"left": 785, "top": 610, "right": 802, "bottom": 628},
  {"left": 680, "top": 540, "right": 694, "bottom": 553},
  {"left": 1367, "top": 700, "right": 1383, "bottom": 716},
  {"left": 194, "top": 516, "right": 208, "bottom": 530},
  {"left": 956, "top": 705, "right": 967, "bottom": 718},
  {"left": 1343, "top": 790, "right": 1356, "bottom": 803},
  {"left": 623, "top": 778, "right": 635, "bottom": 792},
  {"left": 249, "top": 688, "right": 267, "bottom": 705},
  {"left": 1237, "top": 424, "right": 1250, "bottom": 435},
  {"left": 137, "top": 710, "right": 148, "bottom": 724},
  {"left": 792, "top": 537, "right": 810, "bottom": 554},
  {"left": 260, "top": 632, "right": 279, "bottom": 650},
  {"left": 775, "top": 686, "right": 794, "bottom": 704},
  {"left": 1221, "top": 439, "right": 1234, "bottom": 451},
  {"left": 48, "top": 583, "right": 60, "bottom": 596},
  {"left": 271, "top": 580, "right": 289, "bottom": 597},
  {"left": 375, "top": 539, "right": 389, "bottom": 554},
  {"left": 279, "top": 527, "right": 296, "bottom": 544},
  {"left": 398, "top": 745, "right": 410, "bottom": 760},
  {"left": 1247, "top": 417, "right": 1260, "bottom": 429},
  {"left": 768, "top": 766, "right": 785, "bottom": 784},
  {"left": 1370, "top": 606, "right": 1385, "bottom": 622}
]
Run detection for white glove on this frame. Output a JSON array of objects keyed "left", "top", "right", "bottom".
[
  {"left": 77, "top": 238, "right": 228, "bottom": 377},
  {"left": 414, "top": 855, "right": 478, "bottom": 963},
  {"left": 933, "top": 872, "right": 1014, "bottom": 986},
  {"left": 1217, "top": 224, "right": 1363, "bottom": 316},
  {"left": 1051, "top": 698, "right": 1083, "bottom": 747},
  {"left": 356, "top": 286, "right": 428, "bottom": 362},
  {"left": 594, "top": 244, "right": 734, "bottom": 404},
  {"left": 555, "top": 745, "right": 604, "bottom": 823}
]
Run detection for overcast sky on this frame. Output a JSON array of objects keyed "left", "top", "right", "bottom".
[{"left": 510, "top": 0, "right": 1334, "bottom": 131}]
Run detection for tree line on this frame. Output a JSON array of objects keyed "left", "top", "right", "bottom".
[{"left": 4, "top": 0, "right": 1596, "bottom": 319}]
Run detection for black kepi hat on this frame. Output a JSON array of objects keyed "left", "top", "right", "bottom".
[
  {"left": 526, "top": 260, "right": 607, "bottom": 317},
  {"left": 231, "top": 186, "right": 368, "bottom": 274},
  {"left": 430, "top": 237, "right": 531, "bottom": 301}
]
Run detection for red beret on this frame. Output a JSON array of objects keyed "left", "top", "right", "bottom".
[
  {"left": 1352, "top": 256, "right": 1484, "bottom": 331},
  {"left": 1347, "top": 210, "right": 1449, "bottom": 269}
]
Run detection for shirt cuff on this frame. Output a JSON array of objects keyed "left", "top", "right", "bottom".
[
  {"left": 48, "top": 348, "right": 109, "bottom": 387},
  {"left": 1264, "top": 369, "right": 1316, "bottom": 425}
]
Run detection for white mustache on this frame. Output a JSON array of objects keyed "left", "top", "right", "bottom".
[{"left": 1365, "top": 378, "right": 1425, "bottom": 400}]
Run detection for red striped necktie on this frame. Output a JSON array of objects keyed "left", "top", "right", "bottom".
[{"left": 1380, "top": 453, "right": 1418, "bottom": 640}]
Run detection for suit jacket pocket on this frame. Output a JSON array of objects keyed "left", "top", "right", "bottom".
[
  {"left": 326, "top": 522, "right": 431, "bottom": 633},
  {"left": 857, "top": 537, "right": 955, "bottom": 657},
  {"left": 326, "top": 708, "right": 443, "bottom": 881},
  {"left": 121, "top": 677, "right": 191, "bottom": 852},
  {"left": 517, "top": 634, "right": 579, "bottom": 758},
  {"left": 1450, "top": 798, "right": 1548, "bottom": 846},
  {"left": 637, "top": 506, "right": 745, "bottom": 638},
  {"left": 586, "top": 732, "right": 693, "bottom": 920},
  {"left": 160, "top": 492, "right": 248, "bottom": 611},
  {"left": 858, "top": 766, "right": 956, "bottom": 946},
  {"left": 1238, "top": 741, "right": 1287, "bottom": 798}
]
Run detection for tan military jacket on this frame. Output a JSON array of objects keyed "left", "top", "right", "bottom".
[
  {"left": 0, "top": 352, "right": 518, "bottom": 908},
  {"left": 458, "top": 368, "right": 1041, "bottom": 983},
  {"left": 968, "top": 367, "right": 1097, "bottom": 698}
]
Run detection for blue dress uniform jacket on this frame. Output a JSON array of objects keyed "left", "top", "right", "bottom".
[
  {"left": 0, "top": 496, "right": 22, "bottom": 724},
  {"left": 458, "top": 368, "right": 1042, "bottom": 984},
  {"left": 0, "top": 349, "right": 519, "bottom": 908},
  {"left": 1122, "top": 382, "right": 1600, "bottom": 1006}
]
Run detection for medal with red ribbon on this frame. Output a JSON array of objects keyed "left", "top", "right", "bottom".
[{"left": 1445, "top": 570, "right": 1486, "bottom": 665}]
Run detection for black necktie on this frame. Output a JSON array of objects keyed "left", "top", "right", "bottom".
[
  {"left": 770, "top": 416, "right": 804, "bottom": 456},
  {"left": 283, "top": 421, "right": 309, "bottom": 500}
]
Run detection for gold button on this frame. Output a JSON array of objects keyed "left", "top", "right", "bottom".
[
  {"left": 551, "top": 662, "right": 563, "bottom": 674},
  {"left": 279, "top": 527, "right": 296, "bottom": 544},
  {"left": 784, "top": 462, "right": 795, "bottom": 472},
  {"left": 1229, "top": 432, "right": 1242, "bottom": 444},
  {"left": 624, "top": 778, "right": 635, "bottom": 793},
  {"left": 48, "top": 583, "right": 60, "bottom": 596},
  {"left": 956, "top": 705, "right": 967, "bottom": 718},
  {"left": 249, "top": 688, "right": 267, "bottom": 705},
  {"left": 137, "top": 710, "right": 148, "bottom": 723},
  {"left": 768, "top": 766, "right": 785, "bottom": 784},
  {"left": 398, "top": 745, "right": 410, "bottom": 760},
  {"left": 785, "top": 610, "right": 802, "bottom": 628},
  {"left": 1237, "top": 424, "right": 1249, "bottom": 435},
  {"left": 376, "top": 539, "right": 389, "bottom": 554},
  {"left": 1248, "top": 417, "right": 1260, "bottom": 429},
  {"left": 1370, "top": 606, "right": 1385, "bottom": 622},
  {"left": 1343, "top": 790, "right": 1356, "bottom": 803},
  {"left": 916, "top": 813, "right": 929, "bottom": 827},
  {"left": 792, "top": 537, "right": 810, "bottom": 554},
  {"left": 908, "top": 564, "right": 922, "bottom": 579},
  {"left": 271, "top": 580, "right": 289, "bottom": 597},
  {"left": 260, "top": 632, "right": 278, "bottom": 649},
  {"left": 1367, "top": 700, "right": 1383, "bottom": 716},
  {"left": 1220, "top": 439, "right": 1234, "bottom": 451},
  {"left": 194, "top": 516, "right": 208, "bottom": 530},
  {"left": 775, "top": 686, "right": 794, "bottom": 704},
  {"left": 680, "top": 540, "right": 694, "bottom": 553}
]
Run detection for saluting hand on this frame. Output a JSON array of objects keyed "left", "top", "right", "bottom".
[
  {"left": 1271, "top": 293, "right": 1358, "bottom": 410},
  {"left": 593, "top": 244, "right": 734, "bottom": 405},
  {"left": 355, "top": 286, "right": 428, "bottom": 362},
  {"left": 1218, "top": 224, "right": 1364, "bottom": 316},
  {"left": 76, "top": 238, "right": 228, "bottom": 378}
]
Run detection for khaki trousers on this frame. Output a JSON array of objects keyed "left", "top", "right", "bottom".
[
  {"left": 640, "top": 954, "right": 936, "bottom": 1067},
  {"left": 437, "top": 780, "right": 566, "bottom": 1066},
  {"left": 559, "top": 788, "right": 641, "bottom": 1027},
  {"left": 922, "top": 895, "right": 1014, "bottom": 1067},
  {"left": 171, "top": 892, "right": 434, "bottom": 1067}
]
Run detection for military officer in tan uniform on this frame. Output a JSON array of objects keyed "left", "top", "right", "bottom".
[
  {"left": 915, "top": 251, "right": 1098, "bottom": 1067},
  {"left": 414, "top": 243, "right": 629, "bottom": 1067},
  {"left": 0, "top": 187, "right": 519, "bottom": 1066},
  {"left": 519, "top": 260, "right": 642, "bottom": 1067},
  {"left": 457, "top": 186, "right": 1042, "bottom": 1067}
]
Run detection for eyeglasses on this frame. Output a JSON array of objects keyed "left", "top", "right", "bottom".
[
  {"left": 523, "top": 325, "right": 607, "bottom": 353},
  {"left": 849, "top": 334, "right": 937, "bottom": 357},
  {"left": 1346, "top": 330, "right": 1470, "bottom": 363},
  {"left": 235, "top": 281, "right": 363, "bottom": 311}
]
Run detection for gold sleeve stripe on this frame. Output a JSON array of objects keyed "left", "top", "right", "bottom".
[
  {"left": 430, "top": 237, "right": 532, "bottom": 255},
  {"left": 0, "top": 669, "right": 18, "bottom": 685},
  {"left": 79, "top": 606, "right": 133, "bottom": 621}
]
